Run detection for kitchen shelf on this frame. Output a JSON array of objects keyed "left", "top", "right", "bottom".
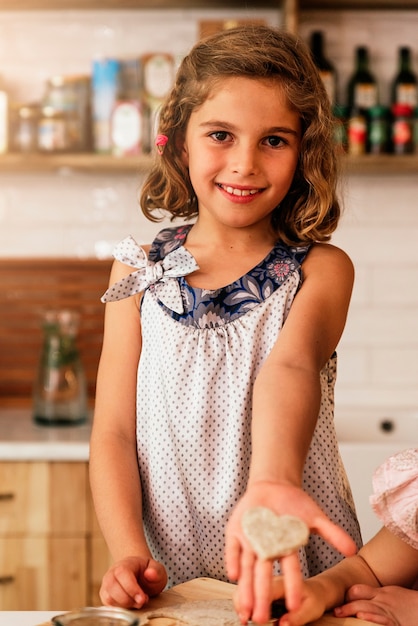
[
  {"left": 0, "top": 152, "right": 154, "bottom": 174},
  {"left": 1, "top": 152, "right": 417, "bottom": 175},
  {"left": 300, "top": 0, "right": 418, "bottom": 8},
  {"left": 344, "top": 155, "right": 418, "bottom": 175},
  {"left": 0, "top": 0, "right": 297, "bottom": 29},
  {"left": 0, "top": 0, "right": 282, "bottom": 9}
]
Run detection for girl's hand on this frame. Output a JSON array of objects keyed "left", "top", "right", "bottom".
[
  {"left": 335, "top": 584, "right": 418, "bottom": 626},
  {"left": 99, "top": 556, "right": 168, "bottom": 609},
  {"left": 266, "top": 576, "right": 328, "bottom": 626},
  {"left": 225, "top": 481, "right": 357, "bottom": 624}
]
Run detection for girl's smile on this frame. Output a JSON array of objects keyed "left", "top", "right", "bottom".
[
  {"left": 181, "top": 76, "right": 301, "bottom": 230},
  {"left": 216, "top": 183, "right": 262, "bottom": 202}
]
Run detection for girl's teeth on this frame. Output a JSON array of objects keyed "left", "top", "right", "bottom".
[{"left": 224, "top": 186, "right": 257, "bottom": 196}]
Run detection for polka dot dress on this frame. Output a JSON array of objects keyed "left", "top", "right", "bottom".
[{"left": 109, "top": 226, "right": 362, "bottom": 587}]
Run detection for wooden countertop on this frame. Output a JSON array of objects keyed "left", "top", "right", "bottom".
[{"left": 35, "top": 577, "right": 376, "bottom": 626}]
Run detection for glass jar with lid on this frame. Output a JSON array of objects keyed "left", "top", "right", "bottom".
[
  {"left": 10, "top": 103, "right": 40, "bottom": 153},
  {"left": 42, "top": 74, "right": 91, "bottom": 151},
  {"left": 38, "top": 105, "right": 69, "bottom": 152},
  {"left": 52, "top": 607, "right": 139, "bottom": 626}
]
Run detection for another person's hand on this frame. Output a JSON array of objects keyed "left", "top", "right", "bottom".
[
  {"left": 225, "top": 481, "right": 357, "bottom": 624},
  {"left": 335, "top": 583, "right": 418, "bottom": 626},
  {"left": 233, "top": 575, "right": 328, "bottom": 626},
  {"left": 99, "top": 556, "right": 167, "bottom": 609}
]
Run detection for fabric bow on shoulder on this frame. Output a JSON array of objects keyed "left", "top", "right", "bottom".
[{"left": 101, "top": 235, "right": 199, "bottom": 314}]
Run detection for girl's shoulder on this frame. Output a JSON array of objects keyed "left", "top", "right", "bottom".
[
  {"left": 303, "top": 242, "right": 353, "bottom": 271},
  {"left": 149, "top": 225, "right": 193, "bottom": 262},
  {"left": 300, "top": 243, "right": 354, "bottom": 295}
]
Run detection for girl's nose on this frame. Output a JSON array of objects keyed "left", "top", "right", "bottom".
[{"left": 230, "top": 144, "right": 259, "bottom": 176}]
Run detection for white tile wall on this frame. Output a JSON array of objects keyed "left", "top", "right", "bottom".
[
  {"left": 1, "top": 8, "right": 418, "bottom": 410},
  {"left": 333, "top": 173, "right": 418, "bottom": 410}
]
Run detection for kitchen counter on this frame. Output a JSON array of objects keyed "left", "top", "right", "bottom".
[
  {"left": 0, "top": 612, "right": 61, "bottom": 626},
  {"left": 0, "top": 408, "right": 91, "bottom": 461},
  {"left": 13, "top": 578, "right": 376, "bottom": 626}
]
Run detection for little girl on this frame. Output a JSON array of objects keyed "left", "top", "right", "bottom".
[
  {"left": 89, "top": 24, "right": 361, "bottom": 624},
  {"left": 267, "top": 448, "right": 418, "bottom": 626}
]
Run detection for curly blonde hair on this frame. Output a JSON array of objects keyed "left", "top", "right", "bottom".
[{"left": 140, "top": 24, "right": 341, "bottom": 245}]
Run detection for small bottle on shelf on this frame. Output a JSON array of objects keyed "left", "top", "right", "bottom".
[
  {"left": 91, "top": 58, "right": 121, "bottom": 154},
  {"left": 347, "top": 46, "right": 378, "bottom": 116},
  {"left": 332, "top": 104, "right": 348, "bottom": 153},
  {"left": 367, "top": 105, "right": 390, "bottom": 154},
  {"left": 347, "top": 106, "right": 367, "bottom": 156},
  {"left": 391, "top": 103, "right": 414, "bottom": 155},
  {"left": 309, "top": 31, "right": 337, "bottom": 105},
  {"left": 111, "top": 57, "right": 144, "bottom": 157},
  {"left": 391, "top": 46, "right": 417, "bottom": 108}
]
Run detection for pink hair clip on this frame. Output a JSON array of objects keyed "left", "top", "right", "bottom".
[{"left": 155, "top": 134, "right": 168, "bottom": 155}]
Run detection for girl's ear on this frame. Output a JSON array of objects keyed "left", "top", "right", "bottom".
[{"left": 176, "top": 132, "right": 189, "bottom": 167}]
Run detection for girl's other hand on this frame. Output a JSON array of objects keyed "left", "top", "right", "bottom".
[
  {"left": 225, "top": 481, "right": 357, "bottom": 624},
  {"left": 99, "top": 556, "right": 167, "bottom": 609},
  {"left": 335, "top": 583, "right": 418, "bottom": 626},
  {"left": 233, "top": 575, "right": 328, "bottom": 626}
]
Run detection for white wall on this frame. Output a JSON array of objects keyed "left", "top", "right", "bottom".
[{"left": 1, "top": 8, "right": 418, "bottom": 411}]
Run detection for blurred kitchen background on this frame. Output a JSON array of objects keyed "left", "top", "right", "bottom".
[{"left": 0, "top": 2, "right": 418, "bottom": 413}]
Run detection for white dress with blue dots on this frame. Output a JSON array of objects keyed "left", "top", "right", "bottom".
[{"left": 102, "top": 224, "right": 362, "bottom": 587}]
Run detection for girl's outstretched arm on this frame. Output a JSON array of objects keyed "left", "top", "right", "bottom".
[
  {"left": 225, "top": 243, "right": 356, "bottom": 624},
  {"left": 89, "top": 257, "right": 167, "bottom": 608},
  {"left": 334, "top": 528, "right": 418, "bottom": 626},
  {"left": 269, "top": 527, "right": 418, "bottom": 626}
]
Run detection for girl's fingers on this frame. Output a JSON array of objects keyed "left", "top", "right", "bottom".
[
  {"left": 225, "top": 533, "right": 242, "bottom": 581},
  {"left": 281, "top": 553, "right": 304, "bottom": 611},
  {"left": 235, "top": 548, "right": 256, "bottom": 623},
  {"left": 345, "top": 584, "right": 378, "bottom": 601},
  {"left": 251, "top": 559, "right": 274, "bottom": 625},
  {"left": 335, "top": 602, "right": 392, "bottom": 626},
  {"left": 313, "top": 514, "right": 357, "bottom": 557}
]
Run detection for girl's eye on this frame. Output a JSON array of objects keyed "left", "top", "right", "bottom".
[
  {"left": 209, "top": 131, "right": 231, "bottom": 142},
  {"left": 264, "top": 135, "right": 286, "bottom": 148}
]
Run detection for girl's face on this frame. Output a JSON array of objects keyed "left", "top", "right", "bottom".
[{"left": 181, "top": 76, "right": 301, "bottom": 232}]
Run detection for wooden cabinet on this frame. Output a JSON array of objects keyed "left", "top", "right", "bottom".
[{"left": 0, "top": 461, "right": 111, "bottom": 610}]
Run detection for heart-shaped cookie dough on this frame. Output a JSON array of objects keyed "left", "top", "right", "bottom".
[{"left": 242, "top": 507, "right": 309, "bottom": 560}]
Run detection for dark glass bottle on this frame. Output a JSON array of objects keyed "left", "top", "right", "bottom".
[
  {"left": 347, "top": 46, "right": 378, "bottom": 115},
  {"left": 391, "top": 47, "right": 417, "bottom": 108},
  {"left": 367, "top": 105, "right": 390, "bottom": 154},
  {"left": 310, "top": 31, "right": 337, "bottom": 105}
]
